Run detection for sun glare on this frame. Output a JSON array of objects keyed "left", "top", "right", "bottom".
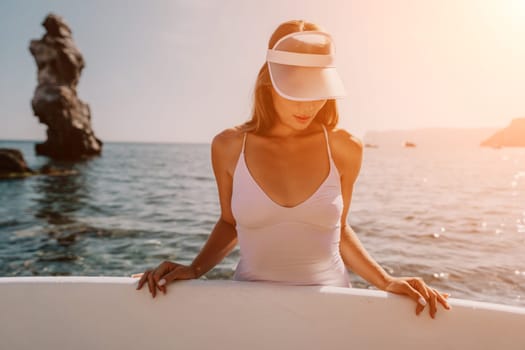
[
  {"left": 499, "top": 0, "right": 525, "bottom": 31},
  {"left": 509, "top": 0, "right": 525, "bottom": 13},
  {"left": 477, "top": 0, "right": 525, "bottom": 33}
]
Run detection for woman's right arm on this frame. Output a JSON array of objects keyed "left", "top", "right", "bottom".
[
  {"left": 135, "top": 129, "right": 242, "bottom": 298},
  {"left": 189, "top": 218, "right": 237, "bottom": 278},
  {"left": 190, "top": 128, "right": 242, "bottom": 278}
]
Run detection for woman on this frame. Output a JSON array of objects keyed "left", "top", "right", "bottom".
[{"left": 135, "top": 19, "right": 450, "bottom": 318}]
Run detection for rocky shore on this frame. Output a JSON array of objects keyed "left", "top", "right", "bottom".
[{"left": 0, "top": 148, "right": 77, "bottom": 180}]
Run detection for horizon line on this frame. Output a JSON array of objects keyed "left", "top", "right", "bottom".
[{"left": 0, "top": 125, "right": 505, "bottom": 145}]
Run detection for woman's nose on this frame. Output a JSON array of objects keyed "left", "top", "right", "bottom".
[{"left": 297, "top": 104, "right": 316, "bottom": 114}]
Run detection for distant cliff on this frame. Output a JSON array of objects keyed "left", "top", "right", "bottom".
[
  {"left": 363, "top": 127, "right": 498, "bottom": 149},
  {"left": 481, "top": 118, "right": 525, "bottom": 148}
]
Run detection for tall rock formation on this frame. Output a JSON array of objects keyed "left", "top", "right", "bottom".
[
  {"left": 29, "top": 13, "right": 102, "bottom": 160},
  {"left": 481, "top": 118, "right": 525, "bottom": 148}
]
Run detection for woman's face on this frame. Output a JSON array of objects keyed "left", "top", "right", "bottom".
[{"left": 270, "top": 86, "right": 327, "bottom": 131}]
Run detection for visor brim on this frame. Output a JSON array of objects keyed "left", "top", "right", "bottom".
[{"left": 268, "top": 62, "right": 346, "bottom": 101}]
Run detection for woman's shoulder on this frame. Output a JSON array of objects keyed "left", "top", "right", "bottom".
[
  {"left": 212, "top": 126, "right": 245, "bottom": 147},
  {"left": 328, "top": 127, "right": 363, "bottom": 155},
  {"left": 327, "top": 127, "right": 363, "bottom": 178},
  {"left": 211, "top": 126, "right": 245, "bottom": 171}
]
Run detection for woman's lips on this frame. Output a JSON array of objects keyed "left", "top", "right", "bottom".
[{"left": 294, "top": 115, "right": 311, "bottom": 123}]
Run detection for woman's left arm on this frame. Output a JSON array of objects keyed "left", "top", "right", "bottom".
[
  {"left": 340, "top": 224, "right": 450, "bottom": 318},
  {"left": 332, "top": 129, "right": 450, "bottom": 318}
]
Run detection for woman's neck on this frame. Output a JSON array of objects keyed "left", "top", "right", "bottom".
[{"left": 266, "top": 120, "right": 322, "bottom": 139}]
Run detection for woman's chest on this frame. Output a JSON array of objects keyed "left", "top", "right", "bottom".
[
  {"left": 232, "top": 154, "right": 343, "bottom": 228},
  {"left": 243, "top": 145, "right": 330, "bottom": 208}
]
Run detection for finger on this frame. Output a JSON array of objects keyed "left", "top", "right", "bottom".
[
  {"left": 136, "top": 271, "right": 149, "bottom": 290},
  {"left": 416, "top": 302, "right": 425, "bottom": 316},
  {"left": 435, "top": 289, "right": 451, "bottom": 310},
  {"left": 159, "top": 266, "right": 183, "bottom": 286},
  {"left": 152, "top": 261, "right": 174, "bottom": 285},
  {"left": 429, "top": 290, "right": 438, "bottom": 319},
  {"left": 410, "top": 278, "right": 431, "bottom": 301},
  {"left": 148, "top": 271, "right": 156, "bottom": 298},
  {"left": 411, "top": 279, "right": 437, "bottom": 318},
  {"left": 155, "top": 274, "right": 164, "bottom": 291},
  {"left": 400, "top": 281, "right": 428, "bottom": 313},
  {"left": 152, "top": 267, "right": 165, "bottom": 284}
]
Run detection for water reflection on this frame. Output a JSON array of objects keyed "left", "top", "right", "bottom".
[
  {"left": 32, "top": 159, "right": 89, "bottom": 225},
  {"left": 28, "top": 159, "right": 93, "bottom": 274}
]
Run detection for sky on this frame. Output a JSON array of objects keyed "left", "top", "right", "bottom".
[{"left": 0, "top": 0, "right": 524, "bottom": 143}]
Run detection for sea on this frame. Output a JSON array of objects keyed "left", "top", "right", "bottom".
[{"left": 1, "top": 138, "right": 524, "bottom": 308}]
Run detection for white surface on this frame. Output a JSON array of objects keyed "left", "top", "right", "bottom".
[{"left": 0, "top": 277, "right": 524, "bottom": 350}]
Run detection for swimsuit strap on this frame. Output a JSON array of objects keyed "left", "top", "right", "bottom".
[
  {"left": 321, "top": 125, "right": 333, "bottom": 162},
  {"left": 241, "top": 132, "right": 247, "bottom": 154}
]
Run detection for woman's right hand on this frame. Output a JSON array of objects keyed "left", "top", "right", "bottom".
[{"left": 133, "top": 261, "right": 196, "bottom": 298}]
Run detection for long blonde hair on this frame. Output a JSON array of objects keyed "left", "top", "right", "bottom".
[{"left": 241, "top": 20, "right": 340, "bottom": 134}]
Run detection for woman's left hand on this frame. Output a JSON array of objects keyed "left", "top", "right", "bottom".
[{"left": 384, "top": 277, "right": 451, "bottom": 318}]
